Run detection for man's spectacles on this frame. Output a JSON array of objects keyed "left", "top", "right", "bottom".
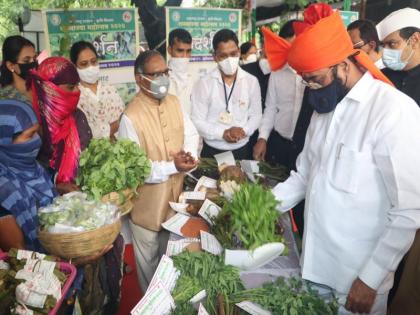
[
  {"left": 142, "top": 69, "right": 169, "bottom": 79},
  {"left": 301, "top": 67, "right": 334, "bottom": 90},
  {"left": 353, "top": 40, "right": 366, "bottom": 49}
]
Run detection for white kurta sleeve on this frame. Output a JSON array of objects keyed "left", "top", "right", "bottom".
[
  {"left": 191, "top": 79, "right": 226, "bottom": 140},
  {"left": 117, "top": 114, "right": 178, "bottom": 184},
  {"left": 358, "top": 102, "right": 420, "bottom": 290},
  {"left": 243, "top": 76, "right": 262, "bottom": 136},
  {"left": 272, "top": 117, "right": 314, "bottom": 213},
  {"left": 258, "top": 74, "right": 278, "bottom": 140},
  {"left": 182, "top": 113, "right": 199, "bottom": 159}
]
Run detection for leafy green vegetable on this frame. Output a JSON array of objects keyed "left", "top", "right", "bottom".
[
  {"left": 172, "top": 252, "right": 244, "bottom": 315},
  {"left": 76, "top": 139, "right": 151, "bottom": 200},
  {"left": 229, "top": 277, "right": 339, "bottom": 315},
  {"left": 211, "top": 183, "right": 286, "bottom": 250}
]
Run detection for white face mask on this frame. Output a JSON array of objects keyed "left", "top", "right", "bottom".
[
  {"left": 168, "top": 57, "right": 190, "bottom": 73},
  {"left": 243, "top": 53, "right": 258, "bottom": 64},
  {"left": 382, "top": 39, "right": 414, "bottom": 71},
  {"left": 259, "top": 58, "right": 272, "bottom": 75},
  {"left": 77, "top": 65, "right": 100, "bottom": 84},
  {"left": 218, "top": 56, "right": 240, "bottom": 76}
]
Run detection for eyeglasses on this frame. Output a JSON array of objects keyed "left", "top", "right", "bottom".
[
  {"left": 353, "top": 40, "right": 366, "bottom": 49},
  {"left": 301, "top": 67, "right": 334, "bottom": 90},
  {"left": 142, "top": 69, "right": 169, "bottom": 79}
]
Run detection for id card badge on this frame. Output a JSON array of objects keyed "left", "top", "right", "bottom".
[{"left": 218, "top": 111, "right": 233, "bottom": 124}]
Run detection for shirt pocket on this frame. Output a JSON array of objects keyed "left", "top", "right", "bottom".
[
  {"left": 328, "top": 143, "right": 373, "bottom": 194},
  {"left": 232, "top": 98, "right": 249, "bottom": 123}
]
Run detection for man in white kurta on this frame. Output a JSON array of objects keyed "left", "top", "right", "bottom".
[{"left": 265, "top": 8, "right": 420, "bottom": 315}]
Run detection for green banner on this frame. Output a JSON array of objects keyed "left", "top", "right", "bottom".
[
  {"left": 166, "top": 7, "right": 242, "bottom": 62},
  {"left": 43, "top": 8, "right": 138, "bottom": 68},
  {"left": 340, "top": 11, "right": 359, "bottom": 27}
]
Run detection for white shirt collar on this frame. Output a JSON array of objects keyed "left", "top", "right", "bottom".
[{"left": 345, "top": 72, "right": 374, "bottom": 103}]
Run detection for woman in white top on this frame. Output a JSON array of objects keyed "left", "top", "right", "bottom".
[{"left": 70, "top": 41, "right": 125, "bottom": 139}]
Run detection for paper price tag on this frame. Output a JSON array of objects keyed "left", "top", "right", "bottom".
[
  {"left": 236, "top": 301, "right": 272, "bottom": 315},
  {"left": 147, "top": 255, "right": 179, "bottom": 293},
  {"left": 198, "top": 199, "right": 221, "bottom": 225},
  {"left": 169, "top": 202, "right": 191, "bottom": 216},
  {"left": 194, "top": 176, "right": 218, "bottom": 191},
  {"left": 214, "top": 151, "right": 236, "bottom": 167},
  {"left": 198, "top": 303, "right": 210, "bottom": 315},
  {"left": 166, "top": 239, "right": 200, "bottom": 257},
  {"left": 161, "top": 213, "right": 190, "bottom": 237},
  {"left": 17, "top": 250, "right": 46, "bottom": 261},
  {"left": 131, "top": 281, "right": 175, "bottom": 315},
  {"left": 183, "top": 191, "right": 206, "bottom": 201},
  {"left": 200, "top": 231, "right": 223, "bottom": 256}
]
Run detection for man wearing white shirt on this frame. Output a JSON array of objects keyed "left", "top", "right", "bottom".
[
  {"left": 347, "top": 19, "right": 385, "bottom": 69},
  {"left": 167, "top": 28, "right": 194, "bottom": 116},
  {"left": 253, "top": 20, "right": 306, "bottom": 166},
  {"left": 118, "top": 50, "right": 199, "bottom": 292},
  {"left": 191, "top": 29, "right": 262, "bottom": 160},
  {"left": 266, "top": 8, "right": 420, "bottom": 315}
]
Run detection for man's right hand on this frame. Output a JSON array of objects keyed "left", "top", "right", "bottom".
[
  {"left": 172, "top": 150, "right": 198, "bottom": 172},
  {"left": 253, "top": 138, "right": 267, "bottom": 161},
  {"left": 223, "top": 127, "right": 246, "bottom": 143}
]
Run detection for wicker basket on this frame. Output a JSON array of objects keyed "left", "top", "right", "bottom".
[
  {"left": 38, "top": 219, "right": 121, "bottom": 260},
  {"left": 101, "top": 188, "right": 136, "bottom": 216}
]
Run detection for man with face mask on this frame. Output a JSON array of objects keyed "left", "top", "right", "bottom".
[
  {"left": 377, "top": 8, "right": 420, "bottom": 105},
  {"left": 167, "top": 28, "right": 194, "bottom": 116},
  {"left": 118, "top": 50, "right": 199, "bottom": 292},
  {"left": 191, "top": 29, "right": 262, "bottom": 160},
  {"left": 265, "top": 5, "right": 420, "bottom": 315},
  {"left": 347, "top": 19, "right": 384, "bottom": 69}
]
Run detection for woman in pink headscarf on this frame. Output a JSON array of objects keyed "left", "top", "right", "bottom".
[{"left": 28, "top": 56, "right": 92, "bottom": 194}]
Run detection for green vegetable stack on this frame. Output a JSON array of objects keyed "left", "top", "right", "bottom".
[
  {"left": 171, "top": 252, "right": 244, "bottom": 315},
  {"left": 229, "top": 277, "right": 339, "bottom": 315},
  {"left": 76, "top": 139, "right": 151, "bottom": 200},
  {"left": 211, "top": 183, "right": 286, "bottom": 250}
]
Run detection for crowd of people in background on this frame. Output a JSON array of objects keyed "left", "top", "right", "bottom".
[{"left": 0, "top": 3, "right": 419, "bottom": 314}]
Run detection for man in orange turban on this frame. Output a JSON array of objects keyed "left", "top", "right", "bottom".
[{"left": 267, "top": 4, "right": 420, "bottom": 315}]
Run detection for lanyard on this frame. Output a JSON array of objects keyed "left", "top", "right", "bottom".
[{"left": 222, "top": 76, "right": 237, "bottom": 113}]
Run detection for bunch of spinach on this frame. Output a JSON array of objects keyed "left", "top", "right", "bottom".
[
  {"left": 76, "top": 139, "right": 151, "bottom": 200},
  {"left": 211, "top": 183, "right": 285, "bottom": 250},
  {"left": 172, "top": 252, "right": 244, "bottom": 315}
]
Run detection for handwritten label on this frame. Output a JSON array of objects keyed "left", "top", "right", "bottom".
[
  {"left": 236, "top": 301, "right": 272, "bottom": 315},
  {"left": 161, "top": 213, "right": 190, "bottom": 237},
  {"left": 200, "top": 231, "right": 223, "bottom": 255},
  {"left": 131, "top": 281, "right": 175, "bottom": 315},
  {"left": 169, "top": 202, "right": 191, "bottom": 216},
  {"left": 183, "top": 191, "right": 206, "bottom": 201},
  {"left": 198, "top": 199, "right": 221, "bottom": 225}
]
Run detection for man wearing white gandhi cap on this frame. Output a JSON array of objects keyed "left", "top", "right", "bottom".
[{"left": 377, "top": 7, "right": 420, "bottom": 105}]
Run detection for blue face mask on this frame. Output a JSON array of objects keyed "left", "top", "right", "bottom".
[
  {"left": 307, "top": 76, "right": 348, "bottom": 114},
  {"left": 382, "top": 40, "right": 414, "bottom": 71}
]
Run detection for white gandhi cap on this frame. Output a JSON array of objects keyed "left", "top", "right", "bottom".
[{"left": 376, "top": 7, "right": 420, "bottom": 41}]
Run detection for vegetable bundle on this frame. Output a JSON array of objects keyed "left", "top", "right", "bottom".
[
  {"left": 171, "top": 252, "right": 244, "bottom": 315},
  {"left": 211, "top": 183, "right": 285, "bottom": 250},
  {"left": 229, "top": 277, "right": 339, "bottom": 315},
  {"left": 76, "top": 139, "right": 151, "bottom": 200}
]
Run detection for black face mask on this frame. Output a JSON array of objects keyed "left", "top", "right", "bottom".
[
  {"left": 307, "top": 71, "right": 349, "bottom": 114},
  {"left": 17, "top": 61, "right": 38, "bottom": 80}
]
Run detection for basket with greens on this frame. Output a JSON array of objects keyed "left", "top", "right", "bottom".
[{"left": 76, "top": 139, "right": 151, "bottom": 214}]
